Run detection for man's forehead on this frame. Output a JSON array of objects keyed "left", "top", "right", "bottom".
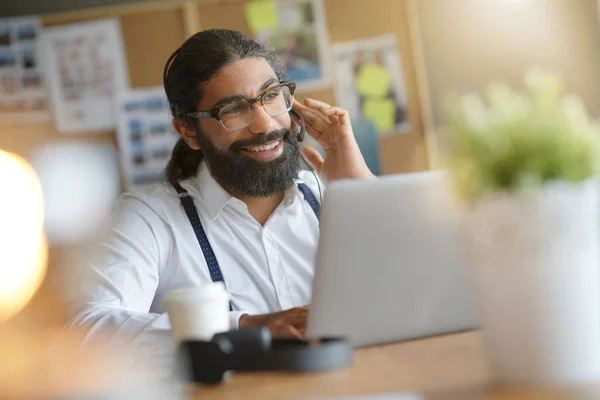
[{"left": 202, "top": 58, "right": 278, "bottom": 101}]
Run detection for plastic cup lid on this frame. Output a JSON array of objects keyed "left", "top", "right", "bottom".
[{"left": 164, "top": 282, "right": 229, "bottom": 304}]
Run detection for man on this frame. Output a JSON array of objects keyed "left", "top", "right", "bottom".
[{"left": 68, "top": 29, "right": 372, "bottom": 350}]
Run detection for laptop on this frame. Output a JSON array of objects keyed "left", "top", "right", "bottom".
[{"left": 306, "top": 171, "right": 479, "bottom": 347}]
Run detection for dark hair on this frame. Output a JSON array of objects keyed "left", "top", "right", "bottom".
[{"left": 163, "top": 29, "right": 286, "bottom": 185}]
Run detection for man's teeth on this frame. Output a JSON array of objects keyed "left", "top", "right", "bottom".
[{"left": 244, "top": 140, "right": 280, "bottom": 152}]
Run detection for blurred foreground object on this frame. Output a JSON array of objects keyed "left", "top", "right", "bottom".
[
  {"left": 30, "top": 141, "right": 120, "bottom": 245},
  {"left": 0, "top": 148, "right": 182, "bottom": 399},
  {"left": 0, "top": 149, "right": 47, "bottom": 322},
  {"left": 445, "top": 69, "right": 600, "bottom": 385},
  {"left": 0, "top": 326, "right": 185, "bottom": 399},
  {"left": 445, "top": 68, "right": 600, "bottom": 201}
]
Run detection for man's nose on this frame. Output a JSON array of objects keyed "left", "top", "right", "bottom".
[{"left": 248, "top": 104, "right": 279, "bottom": 135}]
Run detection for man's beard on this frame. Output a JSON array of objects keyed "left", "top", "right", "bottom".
[{"left": 196, "top": 127, "right": 301, "bottom": 198}]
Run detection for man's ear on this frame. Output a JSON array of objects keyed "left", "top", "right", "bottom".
[{"left": 173, "top": 118, "right": 201, "bottom": 150}]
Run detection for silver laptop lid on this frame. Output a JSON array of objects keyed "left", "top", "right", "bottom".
[{"left": 307, "top": 171, "right": 478, "bottom": 346}]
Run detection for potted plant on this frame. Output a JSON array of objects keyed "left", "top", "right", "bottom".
[{"left": 445, "top": 69, "right": 600, "bottom": 385}]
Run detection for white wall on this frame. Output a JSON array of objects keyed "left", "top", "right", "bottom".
[{"left": 416, "top": 0, "right": 600, "bottom": 125}]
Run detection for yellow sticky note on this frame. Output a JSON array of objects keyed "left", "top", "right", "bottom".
[
  {"left": 355, "top": 63, "right": 392, "bottom": 97},
  {"left": 363, "top": 98, "right": 396, "bottom": 132},
  {"left": 244, "top": 0, "right": 279, "bottom": 34}
]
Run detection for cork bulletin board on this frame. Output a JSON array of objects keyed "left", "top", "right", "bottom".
[{"left": 0, "top": 0, "right": 433, "bottom": 181}]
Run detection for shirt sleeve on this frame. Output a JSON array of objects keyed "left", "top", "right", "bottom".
[
  {"left": 229, "top": 310, "right": 249, "bottom": 330},
  {"left": 66, "top": 193, "right": 248, "bottom": 355},
  {"left": 66, "top": 193, "right": 175, "bottom": 354}
]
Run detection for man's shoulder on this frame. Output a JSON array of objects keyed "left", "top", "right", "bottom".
[
  {"left": 117, "top": 181, "right": 179, "bottom": 213},
  {"left": 297, "top": 169, "right": 314, "bottom": 182}
]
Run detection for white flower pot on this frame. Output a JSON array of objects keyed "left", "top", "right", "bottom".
[{"left": 466, "top": 179, "right": 600, "bottom": 385}]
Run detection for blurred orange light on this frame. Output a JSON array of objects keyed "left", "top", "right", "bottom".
[{"left": 0, "top": 149, "right": 47, "bottom": 322}]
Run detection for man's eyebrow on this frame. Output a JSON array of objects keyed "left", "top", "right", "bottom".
[
  {"left": 259, "top": 77, "right": 279, "bottom": 92},
  {"left": 212, "top": 95, "right": 245, "bottom": 110},
  {"left": 210, "top": 77, "right": 280, "bottom": 110}
]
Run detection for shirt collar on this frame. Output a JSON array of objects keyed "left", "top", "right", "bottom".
[
  {"left": 286, "top": 177, "right": 306, "bottom": 206},
  {"left": 195, "top": 162, "right": 233, "bottom": 221}
]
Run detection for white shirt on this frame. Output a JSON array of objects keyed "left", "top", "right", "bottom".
[{"left": 68, "top": 163, "right": 321, "bottom": 352}]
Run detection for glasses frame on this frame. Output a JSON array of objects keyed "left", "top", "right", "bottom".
[{"left": 186, "top": 81, "right": 297, "bottom": 131}]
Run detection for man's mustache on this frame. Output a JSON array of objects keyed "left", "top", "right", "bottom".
[{"left": 230, "top": 129, "right": 292, "bottom": 151}]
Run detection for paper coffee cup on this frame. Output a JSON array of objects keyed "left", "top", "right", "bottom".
[{"left": 164, "top": 282, "right": 230, "bottom": 343}]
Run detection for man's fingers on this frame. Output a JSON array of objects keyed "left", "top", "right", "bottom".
[
  {"left": 293, "top": 101, "right": 330, "bottom": 132},
  {"left": 275, "top": 307, "right": 309, "bottom": 330},
  {"left": 279, "top": 313, "right": 308, "bottom": 328},
  {"left": 304, "top": 98, "right": 351, "bottom": 126},
  {"left": 327, "top": 114, "right": 340, "bottom": 126},
  {"left": 271, "top": 322, "right": 303, "bottom": 339},
  {"left": 304, "top": 98, "right": 332, "bottom": 110},
  {"left": 285, "top": 306, "right": 309, "bottom": 317},
  {"left": 324, "top": 107, "right": 350, "bottom": 126}
]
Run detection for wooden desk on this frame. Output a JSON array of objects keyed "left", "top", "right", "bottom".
[{"left": 190, "top": 331, "right": 600, "bottom": 399}]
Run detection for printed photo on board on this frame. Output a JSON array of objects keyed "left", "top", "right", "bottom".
[
  {"left": 0, "top": 17, "right": 50, "bottom": 123},
  {"left": 333, "top": 34, "right": 411, "bottom": 135},
  {"left": 116, "top": 87, "right": 179, "bottom": 189},
  {"left": 245, "top": 0, "right": 330, "bottom": 91}
]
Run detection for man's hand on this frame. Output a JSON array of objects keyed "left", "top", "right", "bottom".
[
  {"left": 293, "top": 98, "right": 375, "bottom": 182},
  {"left": 238, "top": 307, "right": 308, "bottom": 338}
]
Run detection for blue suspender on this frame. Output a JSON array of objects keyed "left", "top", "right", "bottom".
[
  {"left": 174, "top": 183, "right": 226, "bottom": 283},
  {"left": 173, "top": 182, "right": 320, "bottom": 311},
  {"left": 297, "top": 183, "right": 320, "bottom": 218}
]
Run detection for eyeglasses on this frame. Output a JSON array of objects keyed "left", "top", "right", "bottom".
[{"left": 187, "top": 81, "right": 297, "bottom": 131}]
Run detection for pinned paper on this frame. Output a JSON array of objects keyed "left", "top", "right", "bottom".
[
  {"left": 355, "top": 63, "right": 391, "bottom": 98},
  {"left": 40, "top": 18, "right": 129, "bottom": 133},
  {"left": 244, "top": 0, "right": 279, "bottom": 34},
  {"left": 363, "top": 98, "right": 395, "bottom": 132}
]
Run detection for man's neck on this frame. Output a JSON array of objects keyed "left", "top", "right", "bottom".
[{"left": 238, "top": 192, "right": 285, "bottom": 226}]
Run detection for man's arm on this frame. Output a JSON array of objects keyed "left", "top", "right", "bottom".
[
  {"left": 66, "top": 194, "right": 174, "bottom": 353},
  {"left": 67, "top": 193, "right": 312, "bottom": 346}
]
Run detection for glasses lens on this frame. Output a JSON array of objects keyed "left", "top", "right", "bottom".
[
  {"left": 218, "top": 100, "right": 252, "bottom": 130},
  {"left": 263, "top": 85, "right": 293, "bottom": 117}
]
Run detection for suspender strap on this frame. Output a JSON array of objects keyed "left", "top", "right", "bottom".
[
  {"left": 297, "top": 182, "right": 320, "bottom": 218},
  {"left": 174, "top": 182, "right": 233, "bottom": 312},
  {"left": 174, "top": 182, "right": 226, "bottom": 284}
]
